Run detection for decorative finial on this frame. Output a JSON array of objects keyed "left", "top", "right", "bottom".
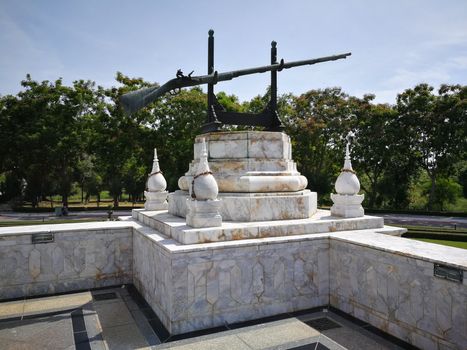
[
  {"left": 271, "top": 41, "right": 277, "bottom": 48},
  {"left": 208, "top": 29, "right": 214, "bottom": 36},
  {"left": 151, "top": 148, "right": 160, "bottom": 173},
  {"left": 197, "top": 138, "right": 210, "bottom": 174},
  {"left": 343, "top": 131, "right": 355, "bottom": 170}
]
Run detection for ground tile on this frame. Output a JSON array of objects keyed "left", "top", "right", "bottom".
[
  {"left": 0, "top": 313, "right": 75, "bottom": 349},
  {"left": 28, "top": 317, "right": 75, "bottom": 349},
  {"left": 236, "top": 319, "right": 320, "bottom": 349},
  {"left": 0, "top": 317, "right": 55, "bottom": 341},
  {"left": 101, "top": 323, "right": 149, "bottom": 350},
  {"left": 93, "top": 300, "right": 134, "bottom": 328},
  {"left": 162, "top": 334, "right": 251, "bottom": 350},
  {"left": 0, "top": 337, "right": 49, "bottom": 350},
  {"left": 322, "top": 326, "right": 399, "bottom": 350}
]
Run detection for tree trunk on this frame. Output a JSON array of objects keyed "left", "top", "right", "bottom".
[
  {"left": 97, "top": 193, "right": 100, "bottom": 208},
  {"left": 427, "top": 173, "right": 436, "bottom": 211},
  {"left": 62, "top": 193, "right": 68, "bottom": 207},
  {"left": 113, "top": 195, "right": 119, "bottom": 209},
  {"left": 81, "top": 182, "right": 84, "bottom": 203},
  {"left": 369, "top": 180, "right": 377, "bottom": 208}
]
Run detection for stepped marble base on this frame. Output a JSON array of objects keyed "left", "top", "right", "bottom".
[
  {"left": 178, "top": 131, "right": 308, "bottom": 193},
  {"left": 168, "top": 189, "right": 317, "bottom": 222},
  {"left": 330, "top": 193, "right": 364, "bottom": 218},
  {"left": 186, "top": 199, "right": 222, "bottom": 228},
  {"left": 131, "top": 208, "right": 401, "bottom": 245},
  {"left": 144, "top": 191, "right": 168, "bottom": 210}
]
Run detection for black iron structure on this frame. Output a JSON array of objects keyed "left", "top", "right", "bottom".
[{"left": 120, "top": 30, "right": 351, "bottom": 132}]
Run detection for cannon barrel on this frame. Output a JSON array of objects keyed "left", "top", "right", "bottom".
[{"left": 120, "top": 52, "right": 351, "bottom": 114}]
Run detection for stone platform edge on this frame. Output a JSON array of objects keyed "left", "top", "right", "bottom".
[
  {"left": 128, "top": 217, "right": 466, "bottom": 271},
  {"left": 132, "top": 208, "right": 390, "bottom": 244}
]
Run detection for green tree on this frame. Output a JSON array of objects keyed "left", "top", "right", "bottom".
[
  {"left": 89, "top": 73, "right": 153, "bottom": 207},
  {"left": 283, "top": 88, "right": 356, "bottom": 202},
  {"left": 352, "top": 98, "right": 419, "bottom": 209},
  {"left": 148, "top": 87, "right": 206, "bottom": 191},
  {"left": 397, "top": 84, "right": 467, "bottom": 210},
  {"left": 352, "top": 100, "right": 392, "bottom": 207}
]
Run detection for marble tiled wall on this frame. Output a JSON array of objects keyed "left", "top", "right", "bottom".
[
  {"left": 330, "top": 239, "right": 467, "bottom": 350},
  {"left": 169, "top": 238, "right": 329, "bottom": 334},
  {"left": 0, "top": 228, "right": 133, "bottom": 299},
  {"left": 1, "top": 221, "right": 465, "bottom": 349},
  {"left": 132, "top": 228, "right": 173, "bottom": 330}
]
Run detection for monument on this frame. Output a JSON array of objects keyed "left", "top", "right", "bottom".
[
  {"left": 122, "top": 30, "right": 350, "bottom": 223},
  {"left": 125, "top": 30, "right": 393, "bottom": 331},
  {"left": 0, "top": 31, "right": 465, "bottom": 350},
  {"left": 119, "top": 33, "right": 464, "bottom": 349}
]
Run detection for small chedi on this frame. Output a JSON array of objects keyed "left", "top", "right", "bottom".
[
  {"left": 144, "top": 148, "right": 168, "bottom": 210},
  {"left": 186, "top": 138, "right": 222, "bottom": 228},
  {"left": 331, "top": 131, "right": 364, "bottom": 218}
]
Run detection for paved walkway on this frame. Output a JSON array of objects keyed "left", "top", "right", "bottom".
[
  {"left": 379, "top": 213, "right": 467, "bottom": 229},
  {"left": 0, "top": 286, "right": 409, "bottom": 350}
]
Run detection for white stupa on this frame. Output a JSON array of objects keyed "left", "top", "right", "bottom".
[
  {"left": 330, "top": 131, "right": 364, "bottom": 218},
  {"left": 144, "top": 148, "right": 168, "bottom": 210},
  {"left": 186, "top": 138, "right": 222, "bottom": 228}
]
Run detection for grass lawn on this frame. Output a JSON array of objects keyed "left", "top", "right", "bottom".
[{"left": 412, "top": 238, "right": 467, "bottom": 250}]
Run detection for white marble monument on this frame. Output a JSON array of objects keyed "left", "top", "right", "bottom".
[
  {"left": 186, "top": 138, "right": 222, "bottom": 228},
  {"left": 144, "top": 148, "right": 168, "bottom": 210},
  {"left": 331, "top": 131, "right": 365, "bottom": 218},
  {"left": 169, "top": 131, "right": 317, "bottom": 221}
]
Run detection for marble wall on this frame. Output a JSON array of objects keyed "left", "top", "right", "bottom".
[
  {"left": 132, "top": 227, "right": 173, "bottom": 330},
  {"left": 330, "top": 239, "right": 467, "bottom": 350},
  {"left": 131, "top": 224, "right": 330, "bottom": 334},
  {"left": 0, "top": 227, "right": 133, "bottom": 299},
  {"left": 1, "top": 220, "right": 465, "bottom": 350},
  {"left": 168, "top": 237, "right": 330, "bottom": 334}
]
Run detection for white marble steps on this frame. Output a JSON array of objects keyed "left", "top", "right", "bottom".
[{"left": 130, "top": 208, "right": 404, "bottom": 245}]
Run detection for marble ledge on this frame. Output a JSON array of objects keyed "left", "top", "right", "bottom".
[
  {"left": 331, "top": 230, "right": 467, "bottom": 270},
  {"left": 134, "top": 208, "right": 386, "bottom": 244},
  {"left": 132, "top": 221, "right": 398, "bottom": 254},
  {"left": 132, "top": 222, "right": 466, "bottom": 271},
  {"left": 0, "top": 220, "right": 135, "bottom": 237},
  {"left": 133, "top": 223, "right": 332, "bottom": 254}
]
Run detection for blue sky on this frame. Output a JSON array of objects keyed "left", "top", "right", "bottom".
[{"left": 1, "top": 0, "right": 466, "bottom": 104}]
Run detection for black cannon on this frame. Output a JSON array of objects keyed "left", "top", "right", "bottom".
[{"left": 121, "top": 30, "right": 351, "bottom": 132}]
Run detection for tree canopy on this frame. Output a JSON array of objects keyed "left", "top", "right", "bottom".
[{"left": 0, "top": 74, "right": 465, "bottom": 211}]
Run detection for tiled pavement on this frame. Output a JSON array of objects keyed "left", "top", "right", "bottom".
[{"left": 0, "top": 286, "right": 414, "bottom": 350}]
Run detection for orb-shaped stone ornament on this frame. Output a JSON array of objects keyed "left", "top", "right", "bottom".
[{"left": 335, "top": 171, "right": 360, "bottom": 195}]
